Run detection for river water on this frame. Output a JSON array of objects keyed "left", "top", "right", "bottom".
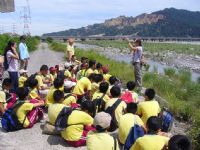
[{"left": 76, "top": 43, "right": 200, "bottom": 82}]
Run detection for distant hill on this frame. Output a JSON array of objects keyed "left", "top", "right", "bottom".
[{"left": 43, "top": 8, "right": 200, "bottom": 37}]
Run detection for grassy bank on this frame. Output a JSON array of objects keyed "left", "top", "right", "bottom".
[
  {"left": 49, "top": 41, "right": 200, "bottom": 148},
  {"left": 0, "top": 34, "right": 40, "bottom": 55},
  {"left": 81, "top": 40, "right": 200, "bottom": 55}
]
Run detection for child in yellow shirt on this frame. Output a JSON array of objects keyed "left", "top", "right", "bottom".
[
  {"left": 87, "top": 112, "right": 120, "bottom": 150},
  {"left": 131, "top": 116, "right": 169, "bottom": 150},
  {"left": 18, "top": 69, "right": 28, "bottom": 87},
  {"left": 61, "top": 100, "right": 96, "bottom": 147},
  {"left": 16, "top": 87, "right": 44, "bottom": 128},
  {"left": 137, "top": 88, "right": 161, "bottom": 124}
]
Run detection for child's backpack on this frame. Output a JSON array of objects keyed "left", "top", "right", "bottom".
[
  {"left": 93, "top": 94, "right": 106, "bottom": 113},
  {"left": 55, "top": 107, "right": 73, "bottom": 131},
  {"left": 3, "top": 53, "right": 11, "bottom": 71},
  {"left": 105, "top": 99, "right": 121, "bottom": 132},
  {"left": 159, "top": 108, "right": 174, "bottom": 132},
  {"left": 24, "top": 73, "right": 38, "bottom": 87},
  {"left": 120, "top": 91, "right": 134, "bottom": 103},
  {"left": 5, "top": 92, "right": 17, "bottom": 109},
  {"left": 124, "top": 117, "right": 145, "bottom": 150},
  {"left": 1, "top": 101, "right": 26, "bottom": 132}
]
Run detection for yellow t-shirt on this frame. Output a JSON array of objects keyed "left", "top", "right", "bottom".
[
  {"left": 90, "top": 82, "right": 99, "bottom": 98},
  {"left": 85, "top": 68, "right": 94, "bottom": 77},
  {"left": 18, "top": 76, "right": 27, "bottom": 87},
  {"left": 105, "top": 98, "right": 127, "bottom": 124},
  {"left": 29, "top": 88, "right": 39, "bottom": 99},
  {"left": 61, "top": 110, "right": 93, "bottom": 141},
  {"left": 73, "top": 77, "right": 92, "bottom": 96},
  {"left": 46, "top": 86, "right": 64, "bottom": 106},
  {"left": 131, "top": 135, "right": 169, "bottom": 150},
  {"left": 16, "top": 102, "right": 34, "bottom": 128},
  {"left": 87, "top": 132, "right": 120, "bottom": 150},
  {"left": 93, "top": 69, "right": 99, "bottom": 74},
  {"left": 118, "top": 113, "right": 144, "bottom": 144},
  {"left": 48, "top": 103, "right": 66, "bottom": 125},
  {"left": 92, "top": 91, "right": 110, "bottom": 103},
  {"left": 63, "top": 94, "right": 77, "bottom": 106},
  {"left": 66, "top": 43, "right": 75, "bottom": 54},
  {"left": 35, "top": 74, "right": 44, "bottom": 88},
  {"left": 137, "top": 100, "right": 161, "bottom": 124},
  {"left": 0, "top": 91, "right": 7, "bottom": 108},
  {"left": 103, "top": 74, "right": 112, "bottom": 82},
  {"left": 64, "top": 70, "right": 72, "bottom": 78}
]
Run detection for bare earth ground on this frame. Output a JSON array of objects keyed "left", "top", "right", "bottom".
[{"left": 0, "top": 43, "right": 190, "bottom": 150}]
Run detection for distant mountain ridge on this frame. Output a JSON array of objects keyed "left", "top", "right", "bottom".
[{"left": 43, "top": 8, "right": 200, "bottom": 37}]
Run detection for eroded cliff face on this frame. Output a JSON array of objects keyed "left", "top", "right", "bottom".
[{"left": 104, "top": 14, "right": 164, "bottom": 27}]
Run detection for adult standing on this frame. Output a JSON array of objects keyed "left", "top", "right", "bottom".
[
  {"left": 19, "top": 35, "right": 29, "bottom": 70},
  {"left": 128, "top": 39, "right": 143, "bottom": 90},
  {"left": 4, "top": 41, "right": 19, "bottom": 92},
  {"left": 66, "top": 38, "right": 75, "bottom": 61}
]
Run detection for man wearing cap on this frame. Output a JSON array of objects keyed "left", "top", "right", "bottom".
[
  {"left": 87, "top": 112, "right": 119, "bottom": 150},
  {"left": 66, "top": 38, "right": 75, "bottom": 61},
  {"left": 19, "top": 36, "right": 30, "bottom": 70},
  {"left": 128, "top": 39, "right": 143, "bottom": 91}
]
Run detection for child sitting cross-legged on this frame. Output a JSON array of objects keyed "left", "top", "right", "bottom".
[
  {"left": 120, "top": 81, "right": 139, "bottom": 103},
  {"left": 118, "top": 102, "right": 145, "bottom": 145},
  {"left": 131, "top": 116, "right": 169, "bottom": 150},
  {"left": 16, "top": 87, "right": 44, "bottom": 128},
  {"left": 61, "top": 100, "right": 96, "bottom": 147},
  {"left": 86, "top": 112, "right": 120, "bottom": 150}
]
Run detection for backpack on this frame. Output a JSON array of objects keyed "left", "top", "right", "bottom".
[
  {"left": 1, "top": 101, "right": 26, "bottom": 132},
  {"left": 159, "top": 108, "right": 174, "bottom": 132},
  {"left": 93, "top": 94, "right": 106, "bottom": 113},
  {"left": 3, "top": 54, "right": 12, "bottom": 71},
  {"left": 105, "top": 99, "right": 121, "bottom": 132},
  {"left": 5, "top": 92, "right": 17, "bottom": 109},
  {"left": 124, "top": 117, "right": 145, "bottom": 150},
  {"left": 24, "top": 73, "right": 38, "bottom": 87},
  {"left": 120, "top": 91, "right": 134, "bottom": 103},
  {"left": 55, "top": 107, "right": 73, "bottom": 131}
]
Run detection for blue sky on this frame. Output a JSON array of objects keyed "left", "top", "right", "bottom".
[{"left": 0, "top": 0, "right": 199, "bottom": 35}]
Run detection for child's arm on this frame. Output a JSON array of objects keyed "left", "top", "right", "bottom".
[
  {"left": 32, "top": 101, "right": 44, "bottom": 107},
  {"left": 0, "top": 103, "right": 5, "bottom": 114}
]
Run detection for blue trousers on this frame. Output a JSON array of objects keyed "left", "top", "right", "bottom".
[{"left": 8, "top": 71, "right": 19, "bottom": 93}]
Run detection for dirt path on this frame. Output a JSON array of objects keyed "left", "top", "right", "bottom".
[
  {"left": 28, "top": 43, "right": 64, "bottom": 74},
  {"left": 0, "top": 43, "right": 86, "bottom": 150}
]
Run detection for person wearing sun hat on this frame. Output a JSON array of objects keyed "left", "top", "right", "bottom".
[
  {"left": 18, "top": 69, "right": 28, "bottom": 87},
  {"left": 63, "top": 80, "right": 78, "bottom": 108},
  {"left": 86, "top": 112, "right": 120, "bottom": 150}
]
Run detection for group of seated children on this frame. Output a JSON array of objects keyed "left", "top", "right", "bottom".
[{"left": 0, "top": 55, "right": 192, "bottom": 150}]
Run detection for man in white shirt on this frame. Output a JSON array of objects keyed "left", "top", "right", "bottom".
[{"left": 19, "top": 36, "right": 30, "bottom": 70}]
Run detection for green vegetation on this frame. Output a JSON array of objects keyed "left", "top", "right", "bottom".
[
  {"left": 0, "top": 34, "right": 40, "bottom": 55},
  {"left": 49, "top": 41, "right": 200, "bottom": 149},
  {"left": 81, "top": 40, "right": 200, "bottom": 55},
  {"left": 48, "top": 41, "right": 66, "bottom": 52}
]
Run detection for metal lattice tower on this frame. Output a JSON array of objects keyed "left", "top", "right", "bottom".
[{"left": 20, "top": 0, "right": 31, "bottom": 35}]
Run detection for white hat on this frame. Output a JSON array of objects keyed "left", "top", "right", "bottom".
[
  {"left": 94, "top": 112, "right": 112, "bottom": 129},
  {"left": 19, "top": 69, "right": 28, "bottom": 74},
  {"left": 64, "top": 62, "right": 73, "bottom": 68},
  {"left": 64, "top": 80, "right": 76, "bottom": 89}
]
